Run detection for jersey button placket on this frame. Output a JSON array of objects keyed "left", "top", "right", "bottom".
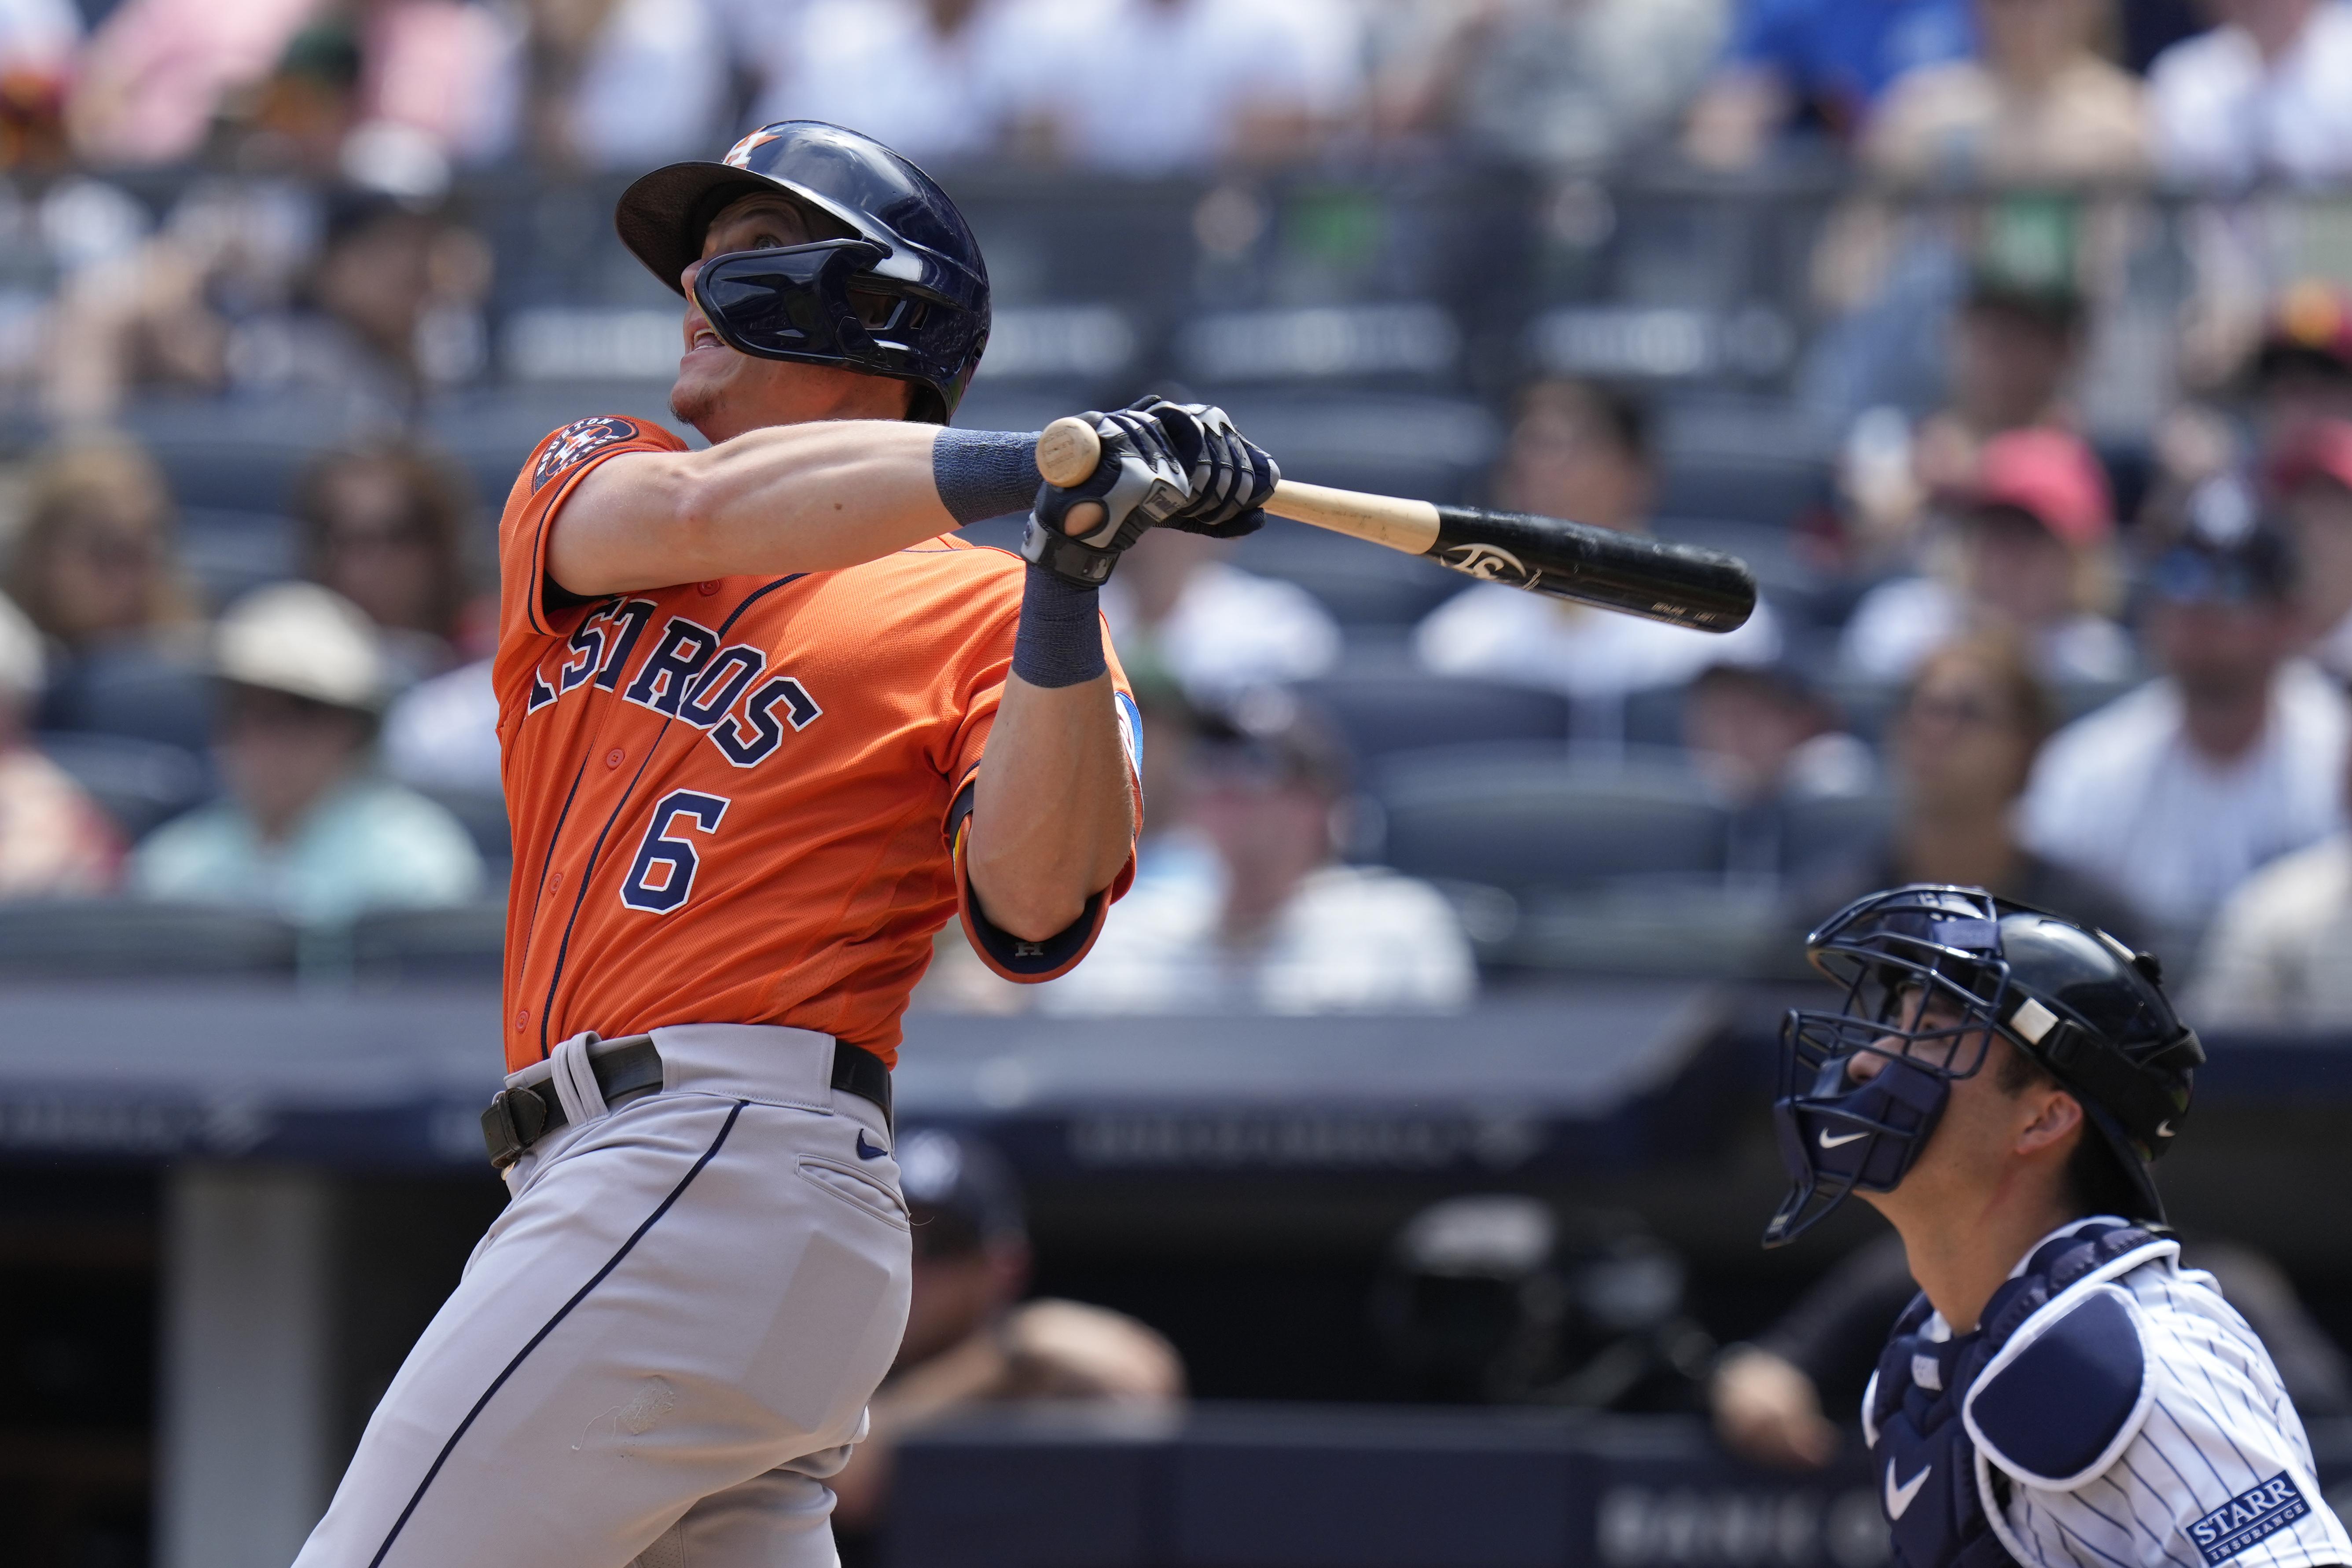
[{"left": 606, "top": 747, "right": 625, "bottom": 769}]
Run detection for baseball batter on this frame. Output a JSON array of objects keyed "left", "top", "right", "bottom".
[
  {"left": 1766, "top": 885, "right": 2350, "bottom": 1568},
  {"left": 290, "top": 121, "right": 1275, "bottom": 1568}
]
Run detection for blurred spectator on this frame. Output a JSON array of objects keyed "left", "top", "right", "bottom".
[
  {"left": 51, "top": 184, "right": 494, "bottom": 429},
  {"left": 1417, "top": 381, "right": 1780, "bottom": 704},
  {"left": 347, "top": 3, "right": 511, "bottom": 177},
  {"left": 1712, "top": 1230, "right": 2348, "bottom": 1469},
  {"left": 2252, "top": 281, "right": 2352, "bottom": 452},
  {"left": 3, "top": 442, "right": 197, "bottom": 661},
  {"left": 1374, "top": 0, "right": 1729, "bottom": 168},
  {"left": 223, "top": 187, "right": 492, "bottom": 426},
  {"left": 0, "top": 592, "right": 121, "bottom": 898},
  {"left": 1683, "top": 660, "right": 1875, "bottom": 809},
  {"left": 1838, "top": 277, "right": 2090, "bottom": 566},
  {"left": 0, "top": 0, "right": 81, "bottom": 169},
  {"left": 746, "top": 0, "right": 1026, "bottom": 165},
  {"left": 1802, "top": 634, "right": 2145, "bottom": 944},
  {"left": 2192, "top": 738, "right": 2352, "bottom": 1026},
  {"left": 507, "top": 0, "right": 727, "bottom": 170},
  {"left": 1370, "top": 1197, "right": 1714, "bottom": 1409},
  {"left": 827, "top": 1129, "right": 1182, "bottom": 1560},
  {"left": 68, "top": 0, "right": 318, "bottom": 166},
  {"left": 1040, "top": 700, "right": 1475, "bottom": 1014},
  {"left": 1684, "top": 0, "right": 1973, "bottom": 169},
  {"left": 382, "top": 655, "right": 499, "bottom": 794},
  {"left": 295, "top": 442, "right": 484, "bottom": 680},
  {"left": 2126, "top": 0, "right": 2213, "bottom": 69},
  {"left": 2151, "top": 279, "right": 2352, "bottom": 506},
  {"left": 1841, "top": 426, "right": 2133, "bottom": 685},
  {"left": 995, "top": 0, "right": 1362, "bottom": 171},
  {"left": 1860, "top": 0, "right": 2147, "bottom": 185},
  {"left": 2148, "top": 0, "right": 2352, "bottom": 187},
  {"left": 2020, "top": 511, "right": 2346, "bottom": 955},
  {"left": 1101, "top": 528, "right": 1341, "bottom": 708},
  {"left": 3, "top": 442, "right": 212, "bottom": 749},
  {"left": 2273, "top": 419, "right": 2352, "bottom": 679},
  {"left": 129, "top": 582, "right": 482, "bottom": 925}
]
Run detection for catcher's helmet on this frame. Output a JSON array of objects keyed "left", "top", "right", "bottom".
[
  {"left": 1763, "top": 884, "right": 2202, "bottom": 1249},
  {"left": 615, "top": 121, "right": 990, "bottom": 424}
]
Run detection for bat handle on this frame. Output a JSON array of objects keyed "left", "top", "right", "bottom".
[{"left": 1036, "top": 416, "right": 1104, "bottom": 488}]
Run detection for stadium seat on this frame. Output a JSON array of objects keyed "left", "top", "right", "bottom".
[
  {"left": 1183, "top": 388, "right": 1500, "bottom": 505},
  {"left": 417, "top": 788, "right": 512, "bottom": 868},
  {"left": 1370, "top": 745, "right": 1730, "bottom": 890},
  {"left": 1758, "top": 791, "right": 1894, "bottom": 883},
  {"left": 1236, "top": 526, "right": 1468, "bottom": 628},
  {"left": 0, "top": 900, "right": 296, "bottom": 978},
  {"left": 349, "top": 900, "right": 507, "bottom": 984},
  {"left": 1652, "top": 452, "right": 1831, "bottom": 532},
  {"left": 1477, "top": 878, "right": 1788, "bottom": 975},
  {"left": 177, "top": 507, "right": 301, "bottom": 610},
  {"left": 39, "top": 646, "right": 215, "bottom": 753},
  {"left": 1290, "top": 676, "right": 1572, "bottom": 767},
  {"left": 35, "top": 731, "right": 211, "bottom": 840}
]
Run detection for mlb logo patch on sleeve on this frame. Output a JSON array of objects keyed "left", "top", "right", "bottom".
[
  {"left": 534, "top": 417, "right": 641, "bottom": 490},
  {"left": 2188, "top": 1473, "right": 2311, "bottom": 1565}
]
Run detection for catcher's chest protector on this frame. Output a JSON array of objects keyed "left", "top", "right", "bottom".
[{"left": 1867, "top": 1224, "right": 2170, "bottom": 1568}]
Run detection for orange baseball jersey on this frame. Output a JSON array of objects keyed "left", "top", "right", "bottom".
[{"left": 492, "top": 415, "right": 1139, "bottom": 1073}]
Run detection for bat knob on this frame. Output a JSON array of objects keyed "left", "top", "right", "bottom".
[{"left": 1036, "top": 416, "right": 1103, "bottom": 489}]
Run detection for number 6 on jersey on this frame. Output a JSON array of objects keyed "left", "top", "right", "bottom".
[{"left": 622, "top": 790, "right": 730, "bottom": 913}]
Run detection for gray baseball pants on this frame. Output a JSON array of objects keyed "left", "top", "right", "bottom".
[{"left": 290, "top": 1024, "right": 913, "bottom": 1568}]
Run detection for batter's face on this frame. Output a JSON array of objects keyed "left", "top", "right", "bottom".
[
  {"left": 1846, "top": 989, "right": 2085, "bottom": 1229},
  {"left": 669, "top": 193, "right": 912, "bottom": 442}
]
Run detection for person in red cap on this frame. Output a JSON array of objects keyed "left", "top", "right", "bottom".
[
  {"left": 1841, "top": 426, "right": 2133, "bottom": 687},
  {"left": 2271, "top": 418, "right": 2352, "bottom": 680}
]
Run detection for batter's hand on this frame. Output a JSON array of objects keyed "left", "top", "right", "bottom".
[
  {"left": 1120, "top": 397, "right": 1279, "bottom": 539},
  {"left": 1022, "top": 407, "right": 1194, "bottom": 586}
]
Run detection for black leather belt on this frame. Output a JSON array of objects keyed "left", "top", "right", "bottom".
[{"left": 481, "top": 1034, "right": 892, "bottom": 1171}]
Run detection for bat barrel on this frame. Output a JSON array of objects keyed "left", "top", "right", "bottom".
[{"left": 1431, "top": 507, "right": 1757, "bottom": 633}]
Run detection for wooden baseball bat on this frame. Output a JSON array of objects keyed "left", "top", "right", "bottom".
[{"left": 1034, "top": 417, "right": 1756, "bottom": 634}]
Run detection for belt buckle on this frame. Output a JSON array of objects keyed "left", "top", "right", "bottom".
[{"left": 480, "top": 1086, "right": 550, "bottom": 1170}]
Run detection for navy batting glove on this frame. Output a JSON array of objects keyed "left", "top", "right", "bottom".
[
  {"left": 1022, "top": 408, "right": 1191, "bottom": 586},
  {"left": 1124, "top": 397, "right": 1279, "bottom": 539}
]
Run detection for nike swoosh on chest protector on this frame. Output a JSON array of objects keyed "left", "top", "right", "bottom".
[{"left": 1887, "top": 1460, "right": 1931, "bottom": 1520}]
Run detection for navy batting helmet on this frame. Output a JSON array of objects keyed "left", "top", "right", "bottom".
[
  {"left": 615, "top": 121, "right": 990, "bottom": 425},
  {"left": 1763, "top": 885, "right": 2203, "bottom": 1249}
]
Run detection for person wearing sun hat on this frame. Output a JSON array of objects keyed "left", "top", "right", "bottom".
[
  {"left": 1841, "top": 426, "right": 2134, "bottom": 687},
  {"left": 127, "top": 580, "right": 482, "bottom": 925}
]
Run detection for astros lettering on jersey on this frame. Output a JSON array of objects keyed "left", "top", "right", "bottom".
[{"left": 492, "top": 415, "right": 1141, "bottom": 1072}]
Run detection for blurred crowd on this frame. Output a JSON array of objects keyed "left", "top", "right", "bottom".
[
  {"left": 0, "top": 0, "right": 2334, "bottom": 184},
  {"left": 2, "top": 0, "right": 2352, "bottom": 1028}
]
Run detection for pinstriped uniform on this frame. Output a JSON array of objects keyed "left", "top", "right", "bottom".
[{"left": 1889, "top": 1221, "right": 2351, "bottom": 1568}]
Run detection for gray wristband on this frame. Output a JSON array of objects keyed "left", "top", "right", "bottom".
[
  {"left": 933, "top": 427, "right": 1040, "bottom": 526},
  {"left": 1012, "top": 566, "right": 1107, "bottom": 688}
]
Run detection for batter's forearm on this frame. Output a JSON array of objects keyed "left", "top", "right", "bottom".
[
  {"left": 551, "top": 421, "right": 957, "bottom": 595},
  {"left": 965, "top": 672, "right": 1135, "bottom": 942}
]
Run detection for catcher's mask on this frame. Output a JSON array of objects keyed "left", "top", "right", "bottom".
[{"left": 1762, "top": 884, "right": 2200, "bottom": 1249}]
